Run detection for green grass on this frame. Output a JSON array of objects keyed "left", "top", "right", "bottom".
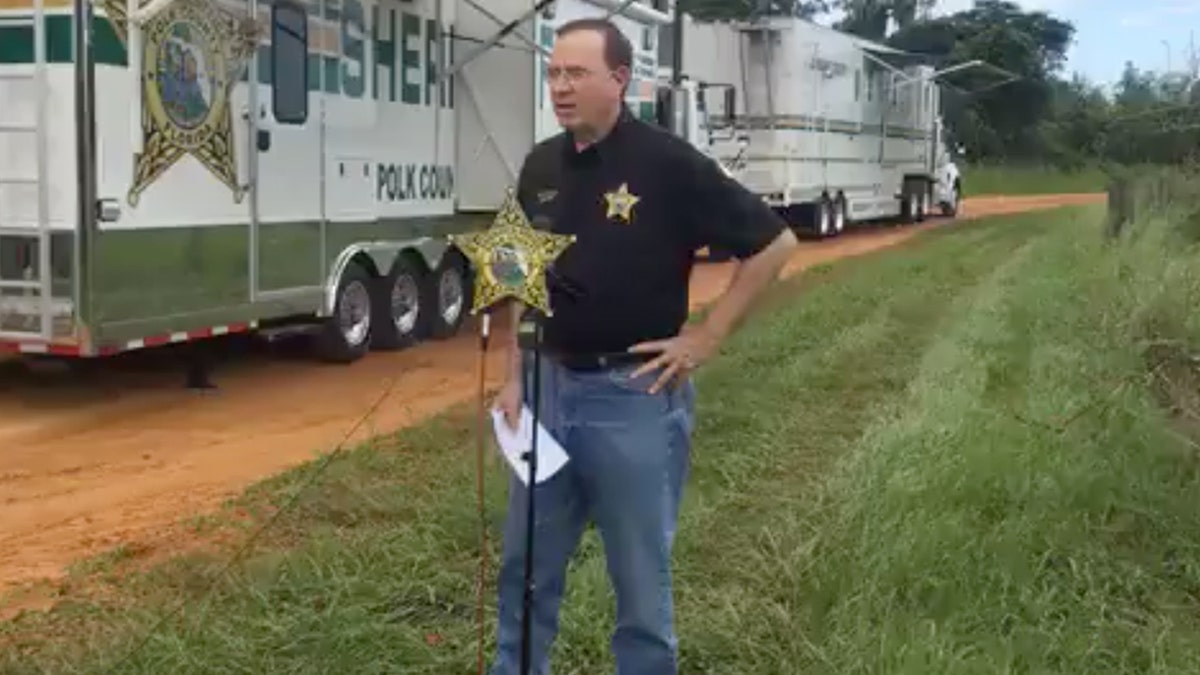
[
  {"left": 6, "top": 200, "right": 1200, "bottom": 673},
  {"left": 964, "top": 164, "right": 1110, "bottom": 196}
]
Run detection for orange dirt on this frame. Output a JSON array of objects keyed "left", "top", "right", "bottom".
[{"left": 0, "top": 193, "right": 1103, "bottom": 605}]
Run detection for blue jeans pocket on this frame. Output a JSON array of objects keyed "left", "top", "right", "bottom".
[
  {"left": 603, "top": 365, "right": 695, "bottom": 418},
  {"left": 605, "top": 364, "right": 661, "bottom": 395}
]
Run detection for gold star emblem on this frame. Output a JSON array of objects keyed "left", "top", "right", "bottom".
[
  {"left": 101, "top": 0, "right": 260, "bottom": 206},
  {"left": 448, "top": 187, "right": 576, "bottom": 316},
  {"left": 604, "top": 182, "right": 640, "bottom": 223}
]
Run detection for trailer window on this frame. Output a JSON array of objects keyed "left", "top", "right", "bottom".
[
  {"left": 854, "top": 69, "right": 861, "bottom": 101},
  {"left": 271, "top": 1, "right": 309, "bottom": 125}
]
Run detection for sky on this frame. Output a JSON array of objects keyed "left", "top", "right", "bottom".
[{"left": 930, "top": 0, "right": 1200, "bottom": 87}]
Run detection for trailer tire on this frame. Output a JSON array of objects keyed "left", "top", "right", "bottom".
[
  {"left": 316, "top": 260, "right": 373, "bottom": 363},
  {"left": 424, "top": 251, "right": 469, "bottom": 340},
  {"left": 371, "top": 253, "right": 426, "bottom": 351}
]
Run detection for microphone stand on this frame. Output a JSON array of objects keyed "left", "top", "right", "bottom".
[
  {"left": 448, "top": 192, "right": 576, "bottom": 675},
  {"left": 515, "top": 305, "right": 542, "bottom": 675},
  {"left": 514, "top": 269, "right": 581, "bottom": 675}
]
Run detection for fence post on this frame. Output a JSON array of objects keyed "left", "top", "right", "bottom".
[{"left": 1106, "top": 174, "right": 1129, "bottom": 239}]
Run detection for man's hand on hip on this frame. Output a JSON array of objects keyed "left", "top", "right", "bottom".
[{"left": 627, "top": 324, "right": 721, "bottom": 394}]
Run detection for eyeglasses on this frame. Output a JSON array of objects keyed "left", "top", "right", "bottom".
[{"left": 545, "top": 65, "right": 611, "bottom": 85}]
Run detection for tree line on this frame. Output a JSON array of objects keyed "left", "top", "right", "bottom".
[{"left": 677, "top": 0, "right": 1197, "bottom": 168}]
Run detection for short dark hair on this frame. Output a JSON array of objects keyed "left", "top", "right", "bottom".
[{"left": 555, "top": 17, "right": 633, "bottom": 73}]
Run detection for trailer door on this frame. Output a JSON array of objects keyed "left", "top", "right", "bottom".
[{"left": 248, "top": 0, "right": 325, "bottom": 300}]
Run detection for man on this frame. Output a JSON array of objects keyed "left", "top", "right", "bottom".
[{"left": 488, "top": 17, "right": 798, "bottom": 675}]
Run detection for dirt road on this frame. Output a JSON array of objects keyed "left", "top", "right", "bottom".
[{"left": 0, "top": 193, "right": 1103, "bottom": 600}]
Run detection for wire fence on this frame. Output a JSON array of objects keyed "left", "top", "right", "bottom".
[{"left": 1104, "top": 163, "right": 1200, "bottom": 238}]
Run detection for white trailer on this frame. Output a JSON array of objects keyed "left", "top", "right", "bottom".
[
  {"left": 0, "top": 0, "right": 667, "bottom": 368},
  {"left": 657, "top": 15, "right": 964, "bottom": 242}
]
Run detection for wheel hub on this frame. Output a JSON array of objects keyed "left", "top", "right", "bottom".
[
  {"left": 339, "top": 280, "right": 371, "bottom": 347},
  {"left": 439, "top": 268, "right": 464, "bottom": 325},
  {"left": 391, "top": 273, "right": 420, "bottom": 335}
]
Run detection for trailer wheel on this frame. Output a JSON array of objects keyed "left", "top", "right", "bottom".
[
  {"left": 316, "top": 260, "right": 373, "bottom": 363},
  {"left": 424, "top": 252, "right": 468, "bottom": 340},
  {"left": 371, "top": 254, "right": 426, "bottom": 351}
]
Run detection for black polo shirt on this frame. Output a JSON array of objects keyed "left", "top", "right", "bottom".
[{"left": 515, "top": 108, "right": 786, "bottom": 355}]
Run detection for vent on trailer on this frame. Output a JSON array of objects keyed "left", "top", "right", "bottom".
[{"left": 0, "top": 0, "right": 56, "bottom": 344}]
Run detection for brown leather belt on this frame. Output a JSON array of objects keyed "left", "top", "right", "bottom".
[{"left": 548, "top": 350, "right": 655, "bottom": 372}]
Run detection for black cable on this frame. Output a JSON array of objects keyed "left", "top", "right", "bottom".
[{"left": 101, "top": 367, "right": 408, "bottom": 673}]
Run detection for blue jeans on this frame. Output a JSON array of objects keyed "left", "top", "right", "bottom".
[{"left": 489, "top": 350, "right": 696, "bottom": 675}]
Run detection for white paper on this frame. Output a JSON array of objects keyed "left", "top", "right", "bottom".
[{"left": 490, "top": 405, "right": 569, "bottom": 486}]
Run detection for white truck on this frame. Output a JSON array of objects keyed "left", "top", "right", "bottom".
[
  {"left": 655, "top": 14, "right": 964, "bottom": 245},
  {"left": 0, "top": 0, "right": 668, "bottom": 371}
]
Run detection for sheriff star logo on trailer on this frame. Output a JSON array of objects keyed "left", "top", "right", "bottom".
[{"left": 102, "top": 0, "right": 259, "bottom": 206}]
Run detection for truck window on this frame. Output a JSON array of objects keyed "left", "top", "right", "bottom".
[{"left": 271, "top": 1, "right": 308, "bottom": 125}]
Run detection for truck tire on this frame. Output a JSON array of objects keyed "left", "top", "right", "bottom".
[
  {"left": 899, "top": 191, "right": 916, "bottom": 225},
  {"left": 941, "top": 182, "right": 960, "bottom": 217},
  {"left": 371, "top": 253, "right": 425, "bottom": 351},
  {"left": 816, "top": 196, "right": 834, "bottom": 237},
  {"left": 900, "top": 178, "right": 927, "bottom": 225},
  {"left": 832, "top": 193, "right": 848, "bottom": 236},
  {"left": 316, "top": 260, "right": 373, "bottom": 363},
  {"left": 423, "top": 251, "right": 469, "bottom": 340}
]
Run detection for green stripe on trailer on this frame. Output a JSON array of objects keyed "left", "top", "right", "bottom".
[
  {"left": 2, "top": 11, "right": 455, "bottom": 104},
  {"left": 0, "top": 15, "right": 126, "bottom": 65},
  {"left": 735, "top": 114, "right": 932, "bottom": 141},
  {"left": 18, "top": 213, "right": 490, "bottom": 345}
]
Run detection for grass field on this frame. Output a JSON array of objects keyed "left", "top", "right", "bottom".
[
  {"left": 964, "top": 164, "right": 1111, "bottom": 196},
  {"left": 6, "top": 200, "right": 1200, "bottom": 673}
]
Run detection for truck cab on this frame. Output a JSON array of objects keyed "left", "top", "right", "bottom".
[
  {"left": 654, "top": 76, "right": 754, "bottom": 260},
  {"left": 931, "top": 119, "right": 962, "bottom": 217},
  {"left": 654, "top": 76, "right": 743, "bottom": 177}
]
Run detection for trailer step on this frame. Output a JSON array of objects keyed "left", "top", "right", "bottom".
[
  {"left": 0, "top": 297, "right": 74, "bottom": 341},
  {"left": 0, "top": 296, "right": 73, "bottom": 314},
  {"left": 0, "top": 280, "right": 41, "bottom": 291}
]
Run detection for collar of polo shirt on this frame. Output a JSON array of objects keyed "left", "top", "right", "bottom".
[{"left": 562, "top": 104, "right": 636, "bottom": 163}]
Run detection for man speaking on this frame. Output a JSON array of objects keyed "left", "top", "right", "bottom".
[{"left": 489, "top": 16, "right": 798, "bottom": 675}]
